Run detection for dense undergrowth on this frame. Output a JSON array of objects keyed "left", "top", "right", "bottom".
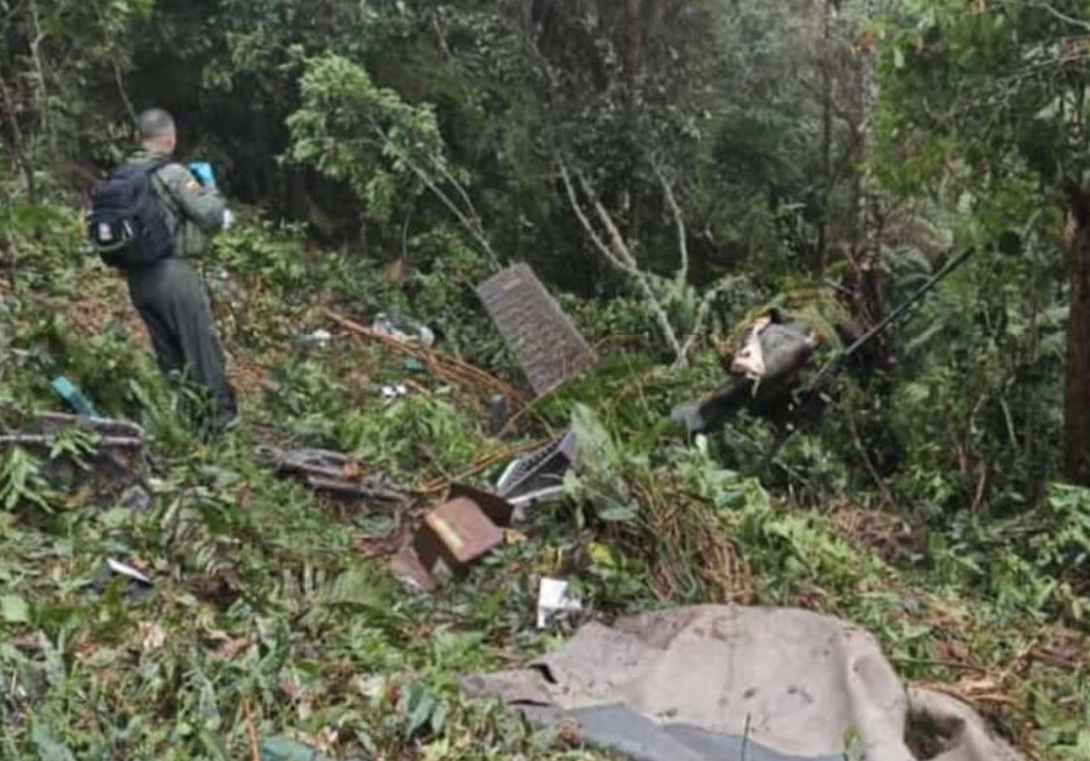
[{"left": 1, "top": 204, "right": 1089, "bottom": 761}]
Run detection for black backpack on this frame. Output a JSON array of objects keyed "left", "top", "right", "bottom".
[{"left": 87, "top": 162, "right": 175, "bottom": 269}]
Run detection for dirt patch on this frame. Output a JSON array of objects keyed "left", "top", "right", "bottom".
[
  {"left": 828, "top": 502, "right": 927, "bottom": 565},
  {"left": 63, "top": 279, "right": 151, "bottom": 352}
]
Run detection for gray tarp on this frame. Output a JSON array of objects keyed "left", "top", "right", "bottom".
[{"left": 463, "top": 606, "right": 1024, "bottom": 761}]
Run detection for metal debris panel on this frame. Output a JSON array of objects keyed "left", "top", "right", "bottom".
[{"left": 476, "top": 264, "right": 598, "bottom": 396}]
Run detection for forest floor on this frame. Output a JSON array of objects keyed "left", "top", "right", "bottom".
[{"left": 1, "top": 212, "right": 1087, "bottom": 761}]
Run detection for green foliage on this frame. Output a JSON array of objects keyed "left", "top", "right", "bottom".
[
  {"left": 0, "top": 447, "right": 51, "bottom": 511},
  {"left": 287, "top": 54, "right": 453, "bottom": 228}
]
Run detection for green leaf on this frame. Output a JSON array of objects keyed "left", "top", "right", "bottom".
[
  {"left": 405, "top": 684, "right": 438, "bottom": 738},
  {"left": 31, "top": 726, "right": 76, "bottom": 761},
  {"left": 597, "top": 503, "right": 638, "bottom": 522},
  {"left": 1, "top": 595, "right": 30, "bottom": 623}
]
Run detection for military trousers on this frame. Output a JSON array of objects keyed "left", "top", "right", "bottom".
[{"left": 125, "top": 257, "right": 235, "bottom": 418}]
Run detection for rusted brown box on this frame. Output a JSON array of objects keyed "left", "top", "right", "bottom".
[
  {"left": 446, "top": 483, "right": 514, "bottom": 527},
  {"left": 412, "top": 497, "right": 505, "bottom": 577}
]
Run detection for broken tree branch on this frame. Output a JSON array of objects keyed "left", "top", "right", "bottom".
[
  {"left": 676, "top": 276, "right": 742, "bottom": 366},
  {"left": 371, "top": 119, "right": 501, "bottom": 271},
  {"left": 654, "top": 162, "right": 690, "bottom": 284},
  {"left": 0, "top": 434, "right": 144, "bottom": 449},
  {"left": 557, "top": 160, "right": 627, "bottom": 270},
  {"left": 1030, "top": 0, "right": 1090, "bottom": 33},
  {"left": 112, "top": 61, "right": 136, "bottom": 123},
  {"left": 322, "top": 308, "right": 525, "bottom": 407},
  {"left": 557, "top": 159, "right": 685, "bottom": 362}
]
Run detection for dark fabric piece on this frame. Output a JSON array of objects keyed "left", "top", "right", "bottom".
[
  {"left": 520, "top": 704, "right": 838, "bottom": 761},
  {"left": 126, "top": 257, "right": 234, "bottom": 416}
]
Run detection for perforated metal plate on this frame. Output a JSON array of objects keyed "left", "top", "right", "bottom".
[{"left": 476, "top": 264, "right": 598, "bottom": 396}]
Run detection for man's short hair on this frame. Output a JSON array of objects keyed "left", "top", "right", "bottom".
[{"left": 136, "top": 108, "right": 176, "bottom": 142}]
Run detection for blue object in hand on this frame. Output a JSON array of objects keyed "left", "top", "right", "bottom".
[{"left": 187, "top": 161, "right": 215, "bottom": 187}]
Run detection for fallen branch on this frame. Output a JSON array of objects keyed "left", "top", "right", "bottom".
[
  {"left": 322, "top": 308, "right": 525, "bottom": 407},
  {"left": 255, "top": 445, "right": 407, "bottom": 502},
  {"left": 306, "top": 476, "right": 405, "bottom": 501},
  {"left": 243, "top": 699, "right": 260, "bottom": 761},
  {"left": 890, "top": 656, "right": 988, "bottom": 674},
  {"left": 419, "top": 436, "right": 556, "bottom": 495},
  {"left": 0, "top": 434, "right": 144, "bottom": 449}
]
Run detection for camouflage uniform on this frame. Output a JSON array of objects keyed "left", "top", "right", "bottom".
[{"left": 122, "top": 149, "right": 236, "bottom": 425}]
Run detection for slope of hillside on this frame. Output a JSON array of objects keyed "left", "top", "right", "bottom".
[{"left": 1, "top": 209, "right": 1086, "bottom": 761}]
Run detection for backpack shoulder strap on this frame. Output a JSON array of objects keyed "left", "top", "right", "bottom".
[
  {"left": 147, "top": 162, "right": 184, "bottom": 220},
  {"left": 142, "top": 160, "right": 170, "bottom": 176}
]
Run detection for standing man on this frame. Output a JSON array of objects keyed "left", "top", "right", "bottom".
[{"left": 110, "top": 108, "right": 237, "bottom": 432}]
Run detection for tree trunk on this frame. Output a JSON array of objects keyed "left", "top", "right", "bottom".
[
  {"left": 624, "top": 0, "right": 646, "bottom": 89},
  {"left": 619, "top": 0, "right": 665, "bottom": 91},
  {"left": 1064, "top": 181, "right": 1090, "bottom": 484},
  {"left": 818, "top": 0, "right": 833, "bottom": 271},
  {"left": 0, "top": 67, "right": 37, "bottom": 203}
]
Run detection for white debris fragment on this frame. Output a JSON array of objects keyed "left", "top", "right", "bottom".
[{"left": 536, "top": 577, "right": 582, "bottom": 629}]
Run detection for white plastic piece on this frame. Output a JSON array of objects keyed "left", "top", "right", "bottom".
[
  {"left": 536, "top": 577, "right": 582, "bottom": 629},
  {"left": 381, "top": 384, "right": 409, "bottom": 400},
  {"left": 106, "top": 558, "right": 152, "bottom": 586}
]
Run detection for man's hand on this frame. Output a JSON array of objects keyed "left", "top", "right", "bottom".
[{"left": 187, "top": 161, "right": 216, "bottom": 189}]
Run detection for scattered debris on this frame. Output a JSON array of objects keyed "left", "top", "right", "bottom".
[
  {"left": 106, "top": 558, "right": 153, "bottom": 585},
  {"left": 671, "top": 309, "right": 825, "bottom": 435},
  {"left": 300, "top": 328, "right": 333, "bottom": 347},
  {"left": 324, "top": 308, "right": 524, "bottom": 408},
  {"left": 380, "top": 383, "right": 409, "bottom": 400},
  {"left": 486, "top": 394, "right": 508, "bottom": 437},
  {"left": 496, "top": 430, "right": 577, "bottom": 515},
  {"left": 120, "top": 484, "right": 152, "bottom": 511},
  {"left": 0, "top": 412, "right": 146, "bottom": 451},
  {"left": 446, "top": 483, "right": 515, "bottom": 526},
  {"left": 206, "top": 267, "right": 239, "bottom": 306},
  {"left": 50, "top": 376, "right": 101, "bottom": 417},
  {"left": 255, "top": 446, "right": 404, "bottom": 502},
  {"left": 403, "top": 357, "right": 427, "bottom": 374},
  {"left": 412, "top": 496, "right": 505, "bottom": 578},
  {"left": 476, "top": 263, "right": 598, "bottom": 396},
  {"left": 392, "top": 485, "right": 515, "bottom": 590},
  {"left": 419, "top": 436, "right": 557, "bottom": 496},
  {"left": 372, "top": 312, "right": 436, "bottom": 348},
  {"left": 536, "top": 577, "right": 582, "bottom": 629},
  {"left": 389, "top": 548, "right": 438, "bottom": 592},
  {"left": 90, "top": 557, "right": 154, "bottom": 602},
  {"left": 0, "top": 413, "right": 148, "bottom": 499},
  {"left": 729, "top": 310, "right": 820, "bottom": 381},
  {"left": 400, "top": 433, "right": 575, "bottom": 588}
]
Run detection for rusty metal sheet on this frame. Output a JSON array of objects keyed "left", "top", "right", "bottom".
[
  {"left": 412, "top": 497, "right": 504, "bottom": 575},
  {"left": 476, "top": 264, "right": 598, "bottom": 396}
]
